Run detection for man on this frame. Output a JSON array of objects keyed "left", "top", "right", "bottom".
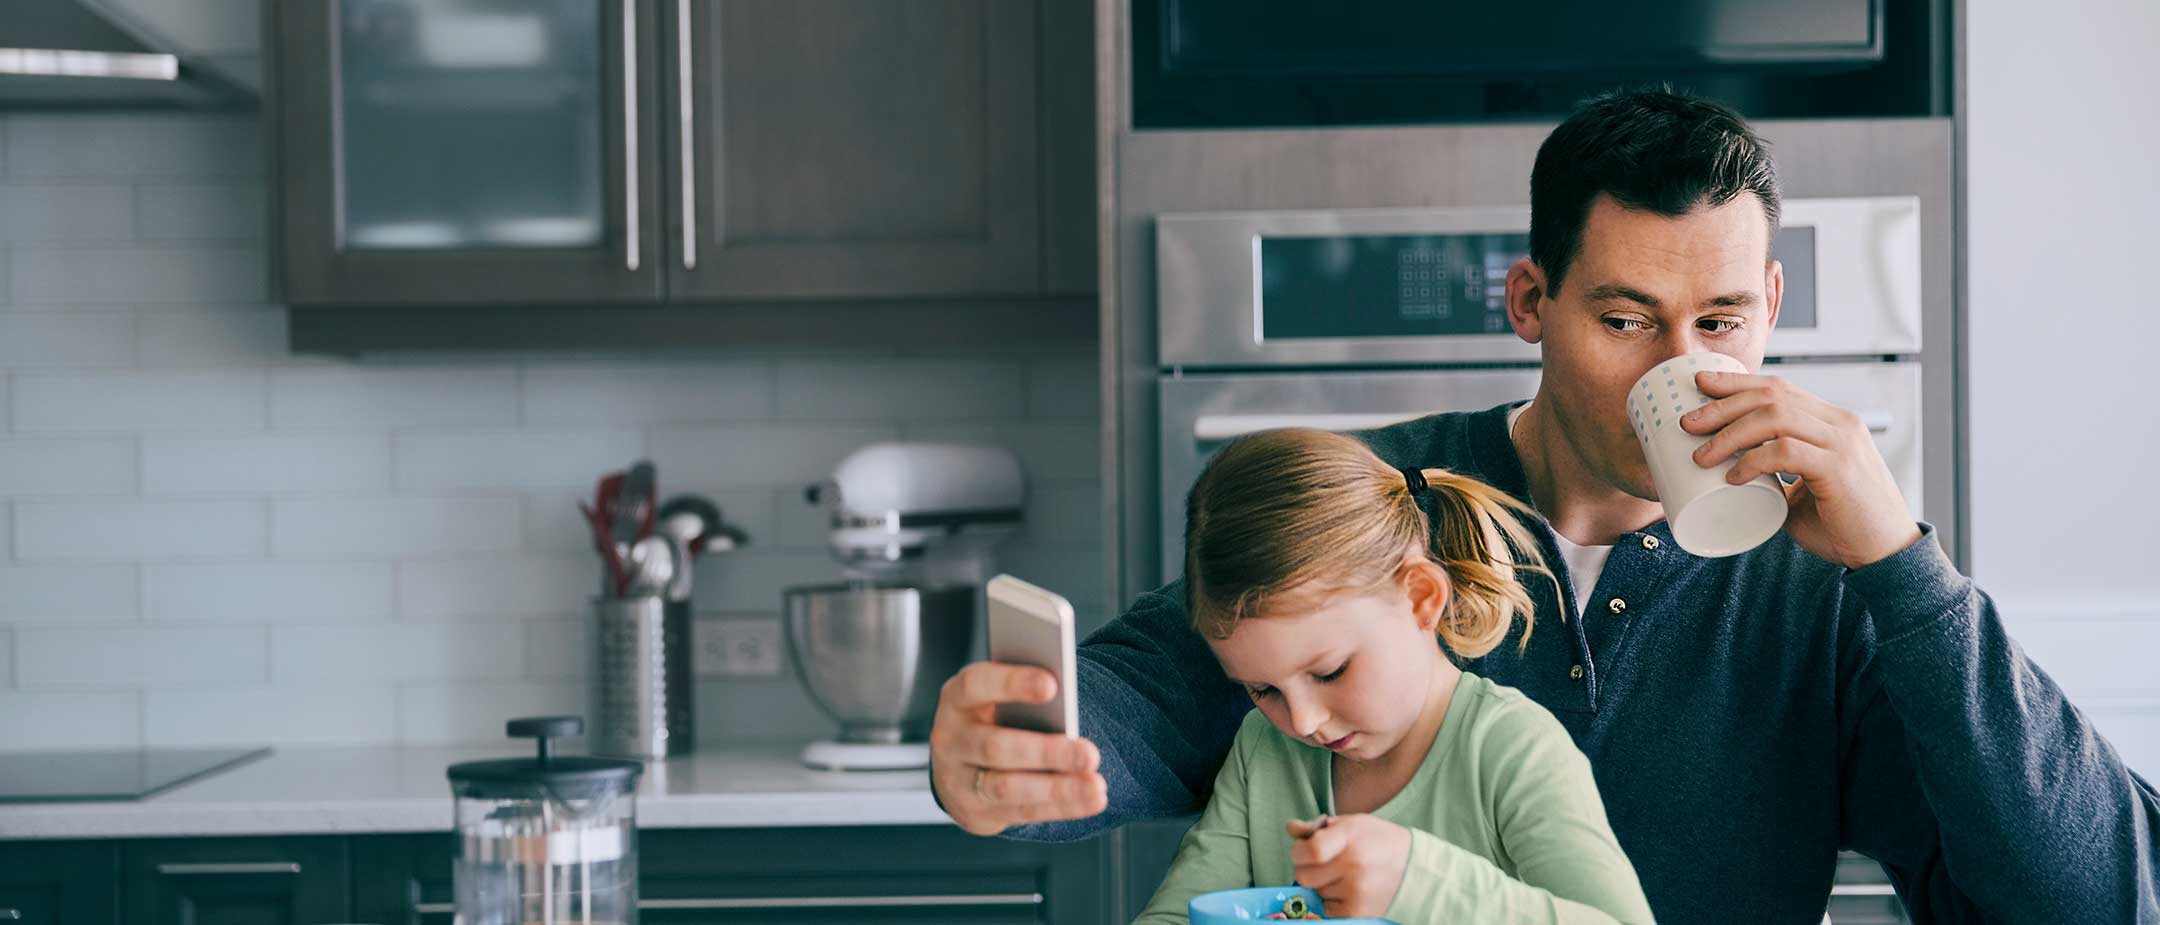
[{"left": 929, "top": 89, "right": 2160, "bottom": 922}]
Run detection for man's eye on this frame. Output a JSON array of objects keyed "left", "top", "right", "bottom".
[
  {"left": 1315, "top": 661, "right": 1348, "bottom": 683},
  {"left": 1602, "top": 317, "right": 1647, "bottom": 333},
  {"left": 1699, "top": 318, "right": 1741, "bottom": 334}
]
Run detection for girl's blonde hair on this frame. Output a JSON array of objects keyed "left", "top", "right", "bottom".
[{"left": 1183, "top": 428, "right": 1556, "bottom": 659}]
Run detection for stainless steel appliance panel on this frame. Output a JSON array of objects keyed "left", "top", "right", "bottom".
[{"left": 1157, "top": 197, "right": 1920, "bottom": 368}]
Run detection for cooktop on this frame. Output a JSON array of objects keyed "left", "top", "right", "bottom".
[{"left": 0, "top": 747, "right": 270, "bottom": 802}]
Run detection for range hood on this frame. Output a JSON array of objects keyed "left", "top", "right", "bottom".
[{"left": 0, "top": 0, "right": 255, "bottom": 109}]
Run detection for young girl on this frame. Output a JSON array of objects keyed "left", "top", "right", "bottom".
[{"left": 1137, "top": 428, "right": 1653, "bottom": 924}]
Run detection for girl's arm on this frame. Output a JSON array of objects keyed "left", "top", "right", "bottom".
[
  {"left": 1135, "top": 730, "right": 1259, "bottom": 924},
  {"left": 1385, "top": 705, "right": 1655, "bottom": 925}
]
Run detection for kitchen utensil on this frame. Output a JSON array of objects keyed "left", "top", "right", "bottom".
[
  {"left": 659, "top": 531, "right": 694, "bottom": 602},
  {"left": 624, "top": 535, "right": 674, "bottom": 598},
  {"left": 448, "top": 716, "right": 641, "bottom": 925},
  {"left": 592, "top": 596, "right": 693, "bottom": 760},
  {"left": 784, "top": 582, "right": 975, "bottom": 770},
  {"left": 655, "top": 495, "right": 722, "bottom": 554},
  {"left": 615, "top": 462, "right": 656, "bottom": 547},
  {"left": 1626, "top": 352, "right": 1788, "bottom": 557},
  {"left": 578, "top": 501, "right": 628, "bottom": 598}
]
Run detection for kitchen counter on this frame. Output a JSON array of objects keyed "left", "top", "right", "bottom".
[{"left": 0, "top": 742, "right": 947, "bottom": 840}]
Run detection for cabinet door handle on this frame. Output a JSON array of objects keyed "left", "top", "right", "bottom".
[
  {"left": 677, "top": 0, "right": 696, "bottom": 270},
  {"left": 413, "top": 901, "right": 456, "bottom": 915},
  {"left": 622, "top": 0, "right": 641, "bottom": 271},
  {"left": 155, "top": 862, "right": 302, "bottom": 875},
  {"left": 639, "top": 893, "right": 1044, "bottom": 910},
  {"left": 0, "top": 908, "right": 21, "bottom": 919}
]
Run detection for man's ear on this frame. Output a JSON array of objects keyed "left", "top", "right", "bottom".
[
  {"left": 1763, "top": 257, "right": 1784, "bottom": 331},
  {"left": 1505, "top": 257, "right": 1548, "bottom": 345}
]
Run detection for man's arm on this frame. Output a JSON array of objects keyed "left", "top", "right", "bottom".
[
  {"left": 1837, "top": 526, "right": 2160, "bottom": 920},
  {"left": 1002, "top": 579, "right": 1252, "bottom": 842}
]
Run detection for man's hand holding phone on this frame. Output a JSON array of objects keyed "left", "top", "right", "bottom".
[
  {"left": 930, "top": 575, "right": 1108, "bottom": 836},
  {"left": 930, "top": 662, "right": 1106, "bottom": 835}
]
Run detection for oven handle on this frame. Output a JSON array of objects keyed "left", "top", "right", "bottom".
[
  {"left": 1193, "top": 413, "right": 1430, "bottom": 442},
  {"left": 1193, "top": 410, "right": 1890, "bottom": 444}
]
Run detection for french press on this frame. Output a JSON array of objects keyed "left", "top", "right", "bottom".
[{"left": 447, "top": 716, "right": 642, "bottom": 925}]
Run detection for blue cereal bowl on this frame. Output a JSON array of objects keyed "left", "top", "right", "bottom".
[{"left": 1188, "top": 885, "right": 1399, "bottom": 923}]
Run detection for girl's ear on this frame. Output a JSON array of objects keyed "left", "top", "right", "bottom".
[{"left": 1400, "top": 552, "right": 1452, "bottom": 632}]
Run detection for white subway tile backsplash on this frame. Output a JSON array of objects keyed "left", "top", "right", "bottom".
[
  {"left": 13, "top": 247, "right": 265, "bottom": 303},
  {"left": 271, "top": 367, "right": 520, "bottom": 428},
  {"left": 2087, "top": 704, "right": 2160, "bottom": 780},
  {"left": 690, "top": 549, "right": 844, "bottom": 613},
  {"left": 521, "top": 363, "right": 772, "bottom": 425},
  {"left": 1024, "top": 353, "right": 1100, "bottom": 420},
  {"left": 17, "top": 500, "right": 265, "bottom": 560},
  {"left": 0, "top": 691, "right": 142, "bottom": 750},
  {"left": 2007, "top": 616, "right": 2160, "bottom": 697},
  {"left": 17, "top": 625, "right": 267, "bottom": 687},
  {"left": 649, "top": 423, "right": 896, "bottom": 489},
  {"left": 397, "top": 556, "right": 594, "bottom": 620},
  {"left": 0, "top": 184, "right": 134, "bottom": 241},
  {"left": 0, "top": 564, "right": 138, "bottom": 623},
  {"left": 137, "top": 183, "right": 266, "bottom": 240},
  {"left": 1022, "top": 479, "right": 1102, "bottom": 546},
  {"left": 145, "top": 562, "right": 393, "bottom": 624},
  {"left": 901, "top": 421, "right": 1100, "bottom": 481},
  {"left": 397, "top": 681, "right": 585, "bottom": 745},
  {"left": 0, "top": 111, "right": 1114, "bottom": 751},
  {"left": 146, "top": 434, "right": 390, "bottom": 494},
  {"left": 5, "top": 115, "right": 261, "bottom": 178},
  {"left": 524, "top": 618, "right": 587, "bottom": 680},
  {"left": 270, "top": 623, "right": 523, "bottom": 684},
  {"left": 146, "top": 686, "right": 397, "bottom": 747},
  {"left": 272, "top": 496, "right": 520, "bottom": 558},
  {"left": 0, "top": 312, "right": 138, "bottom": 367},
  {"left": 0, "top": 439, "right": 137, "bottom": 496},
  {"left": 775, "top": 359, "right": 1026, "bottom": 420},
  {"left": 13, "top": 371, "right": 266, "bottom": 432},
  {"left": 136, "top": 308, "right": 289, "bottom": 366},
  {"left": 394, "top": 430, "right": 642, "bottom": 492},
  {"left": 995, "top": 543, "right": 1106, "bottom": 621}
]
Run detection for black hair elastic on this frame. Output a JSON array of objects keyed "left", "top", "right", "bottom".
[{"left": 1401, "top": 467, "right": 1429, "bottom": 494}]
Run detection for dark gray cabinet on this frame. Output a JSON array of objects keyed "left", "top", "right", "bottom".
[
  {"left": 121, "top": 837, "right": 348, "bottom": 925},
  {"left": 274, "top": 0, "right": 1095, "bottom": 313},
  {"left": 273, "top": 0, "right": 664, "bottom": 306},
  {"left": 0, "top": 841, "right": 118, "bottom": 925},
  {"left": 352, "top": 834, "right": 457, "bottom": 925}
]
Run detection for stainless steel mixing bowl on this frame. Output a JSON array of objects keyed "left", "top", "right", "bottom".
[{"left": 782, "top": 582, "right": 976, "bottom": 743}]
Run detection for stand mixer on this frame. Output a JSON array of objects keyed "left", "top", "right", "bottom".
[{"left": 782, "top": 443, "right": 1024, "bottom": 771}]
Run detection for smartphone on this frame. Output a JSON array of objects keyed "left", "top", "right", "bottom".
[{"left": 985, "top": 574, "right": 1079, "bottom": 737}]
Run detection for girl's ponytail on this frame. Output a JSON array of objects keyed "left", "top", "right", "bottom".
[{"left": 1406, "top": 467, "right": 1556, "bottom": 659}]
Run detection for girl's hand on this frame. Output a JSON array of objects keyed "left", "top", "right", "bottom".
[{"left": 1285, "top": 814, "right": 1410, "bottom": 918}]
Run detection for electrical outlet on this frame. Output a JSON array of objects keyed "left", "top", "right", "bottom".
[{"left": 696, "top": 618, "right": 783, "bottom": 677}]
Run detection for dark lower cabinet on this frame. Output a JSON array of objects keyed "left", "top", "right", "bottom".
[
  {"left": 121, "top": 837, "right": 348, "bottom": 925},
  {"left": 641, "top": 827, "right": 1105, "bottom": 924},
  {"left": 7, "top": 826, "right": 1110, "bottom": 925},
  {"left": 0, "top": 841, "right": 119, "bottom": 925},
  {"left": 352, "top": 834, "right": 457, "bottom": 925}
]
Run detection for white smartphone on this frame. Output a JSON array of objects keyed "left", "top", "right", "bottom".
[{"left": 985, "top": 574, "right": 1079, "bottom": 737}]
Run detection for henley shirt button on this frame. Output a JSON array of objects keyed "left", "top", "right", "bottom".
[
  {"left": 1641, "top": 535, "right": 1661, "bottom": 550},
  {"left": 1569, "top": 665, "right": 1585, "bottom": 681},
  {"left": 1607, "top": 597, "right": 1627, "bottom": 614}
]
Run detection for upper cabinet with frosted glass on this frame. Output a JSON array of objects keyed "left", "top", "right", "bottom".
[{"left": 273, "top": 0, "right": 1094, "bottom": 309}]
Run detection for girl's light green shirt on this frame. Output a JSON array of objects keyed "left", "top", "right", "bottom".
[{"left": 1136, "top": 672, "right": 1656, "bottom": 924}]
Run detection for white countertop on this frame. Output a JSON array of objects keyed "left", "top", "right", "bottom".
[{"left": 0, "top": 742, "right": 950, "bottom": 840}]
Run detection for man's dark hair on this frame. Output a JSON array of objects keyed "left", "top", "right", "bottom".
[{"left": 1529, "top": 88, "right": 1781, "bottom": 295}]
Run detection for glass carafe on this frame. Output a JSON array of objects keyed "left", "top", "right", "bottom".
[{"left": 449, "top": 716, "right": 642, "bottom": 925}]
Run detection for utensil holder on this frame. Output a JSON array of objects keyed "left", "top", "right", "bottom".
[{"left": 592, "top": 595, "right": 694, "bottom": 760}]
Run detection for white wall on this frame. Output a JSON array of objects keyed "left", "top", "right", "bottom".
[
  {"left": 0, "top": 113, "right": 1103, "bottom": 751},
  {"left": 1966, "top": 0, "right": 2160, "bottom": 776}
]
